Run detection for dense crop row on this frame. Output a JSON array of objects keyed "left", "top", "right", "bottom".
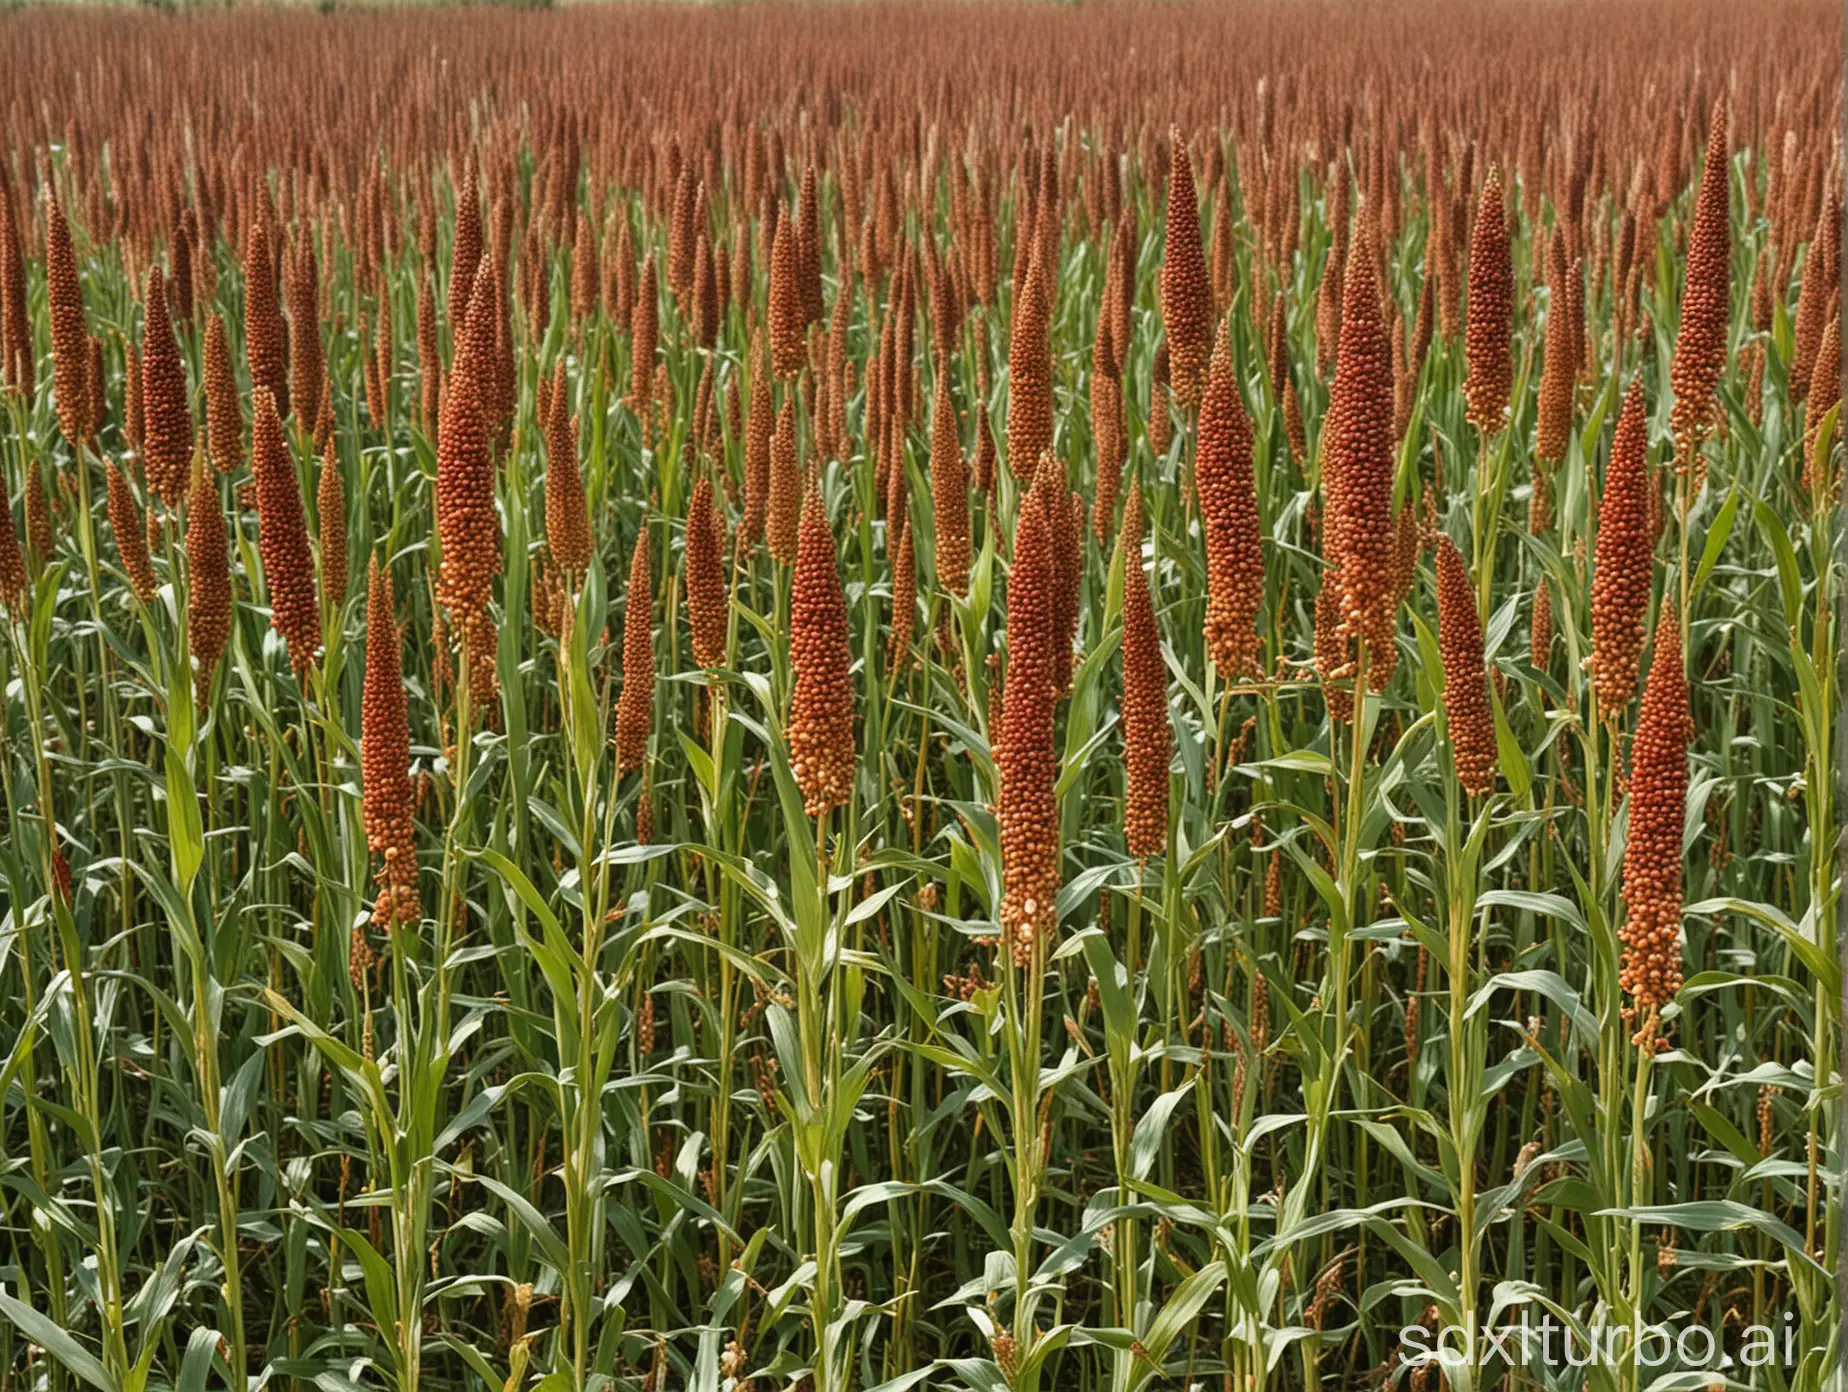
[{"left": 0, "top": 3, "right": 1840, "bottom": 1391}]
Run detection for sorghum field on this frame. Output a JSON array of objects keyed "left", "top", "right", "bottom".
[{"left": 0, "top": 2, "right": 1841, "bottom": 1390}]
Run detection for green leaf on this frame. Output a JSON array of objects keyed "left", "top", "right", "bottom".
[
  {"left": 1131, "top": 1261, "right": 1226, "bottom": 1387},
  {"left": 0, "top": 1289, "right": 119, "bottom": 1392}
]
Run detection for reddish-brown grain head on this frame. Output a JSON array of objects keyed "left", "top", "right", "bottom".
[
  {"left": 543, "top": 360, "right": 592, "bottom": 577},
  {"left": 1535, "top": 232, "right": 1576, "bottom": 463},
  {"left": 1464, "top": 169, "right": 1513, "bottom": 433},
  {"left": 1196, "top": 320, "right": 1263, "bottom": 678},
  {"left": 768, "top": 211, "right": 807, "bottom": 379},
  {"left": 1435, "top": 535, "right": 1497, "bottom": 797},
  {"left": 767, "top": 396, "right": 801, "bottom": 565},
  {"left": 141, "top": 264, "right": 194, "bottom": 505},
  {"left": 245, "top": 214, "right": 290, "bottom": 420},
  {"left": 888, "top": 512, "right": 916, "bottom": 676},
  {"left": 287, "top": 239, "right": 325, "bottom": 436},
  {"left": 317, "top": 435, "right": 347, "bottom": 617},
  {"left": 46, "top": 193, "right": 91, "bottom": 448},
  {"left": 0, "top": 486, "right": 27, "bottom": 611},
  {"left": 361, "top": 554, "right": 420, "bottom": 926},
  {"left": 204, "top": 313, "right": 244, "bottom": 474},
  {"left": 1669, "top": 100, "right": 1731, "bottom": 472},
  {"left": 743, "top": 330, "right": 773, "bottom": 548},
  {"left": 998, "top": 466, "right": 1063, "bottom": 963},
  {"left": 1326, "top": 213, "right": 1398, "bottom": 676},
  {"left": 435, "top": 267, "right": 503, "bottom": 673},
  {"left": 107, "top": 458, "right": 157, "bottom": 601},
  {"left": 1006, "top": 237, "right": 1054, "bottom": 479},
  {"left": 684, "top": 474, "right": 730, "bottom": 670},
  {"left": 787, "top": 485, "right": 857, "bottom": 816},
  {"left": 615, "top": 525, "right": 654, "bottom": 775},
  {"left": 1160, "top": 130, "right": 1211, "bottom": 407},
  {"left": 252, "top": 388, "right": 320, "bottom": 671},
  {"left": 931, "top": 365, "right": 971, "bottom": 595},
  {"left": 186, "top": 455, "right": 230, "bottom": 709},
  {"left": 630, "top": 256, "right": 659, "bottom": 414},
  {"left": 1620, "top": 601, "right": 1689, "bottom": 1041},
  {"left": 1591, "top": 378, "right": 1654, "bottom": 712},
  {"left": 1120, "top": 481, "right": 1170, "bottom": 859}
]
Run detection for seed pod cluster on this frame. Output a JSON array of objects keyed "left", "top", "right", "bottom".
[
  {"left": 252, "top": 388, "right": 321, "bottom": 672},
  {"left": 46, "top": 195, "right": 91, "bottom": 449},
  {"left": 999, "top": 465, "right": 1063, "bottom": 964},
  {"left": 1435, "top": 536, "right": 1497, "bottom": 797},
  {"left": 787, "top": 486, "right": 856, "bottom": 816},
  {"left": 1196, "top": 322, "right": 1263, "bottom": 678},
  {"left": 246, "top": 214, "right": 290, "bottom": 421},
  {"left": 1620, "top": 603, "right": 1690, "bottom": 1042},
  {"left": 1160, "top": 131, "right": 1211, "bottom": 407},
  {"left": 140, "top": 265, "right": 193, "bottom": 505},
  {"left": 615, "top": 527, "right": 654, "bottom": 775},
  {"left": 1669, "top": 100, "right": 1730, "bottom": 472},
  {"left": 435, "top": 270, "right": 503, "bottom": 686},
  {"left": 186, "top": 458, "right": 230, "bottom": 709},
  {"left": 361, "top": 556, "right": 419, "bottom": 927},
  {"left": 1591, "top": 378, "right": 1654, "bottom": 712},
  {"left": 1324, "top": 214, "right": 1399, "bottom": 677},
  {"left": 1120, "top": 483, "right": 1169, "bottom": 858},
  {"left": 767, "top": 397, "right": 801, "bottom": 564},
  {"left": 0, "top": 491, "right": 27, "bottom": 610},
  {"left": 931, "top": 366, "right": 971, "bottom": 595},
  {"left": 684, "top": 475, "right": 729, "bottom": 670},
  {"left": 543, "top": 361, "right": 592, "bottom": 577},
  {"left": 1006, "top": 239, "right": 1053, "bottom": 479},
  {"left": 204, "top": 314, "right": 244, "bottom": 474},
  {"left": 1464, "top": 169, "right": 1513, "bottom": 433}
]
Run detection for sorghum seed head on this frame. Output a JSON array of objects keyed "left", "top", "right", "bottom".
[
  {"left": 767, "top": 396, "right": 801, "bottom": 565},
  {"left": 931, "top": 365, "right": 972, "bottom": 595},
  {"left": 1620, "top": 602, "right": 1690, "bottom": 1038},
  {"left": 435, "top": 266, "right": 502, "bottom": 668},
  {"left": 1196, "top": 319, "right": 1263, "bottom": 678},
  {"left": 543, "top": 360, "right": 592, "bottom": 577},
  {"left": 1535, "top": 232, "right": 1577, "bottom": 463},
  {"left": 685, "top": 475, "right": 730, "bottom": 670},
  {"left": 317, "top": 435, "right": 347, "bottom": 616},
  {"left": 1591, "top": 377, "right": 1654, "bottom": 712},
  {"left": 1530, "top": 575, "right": 1554, "bottom": 675},
  {"left": 141, "top": 264, "right": 194, "bottom": 506},
  {"left": 46, "top": 193, "right": 91, "bottom": 449},
  {"left": 1464, "top": 169, "right": 1513, "bottom": 433},
  {"left": 1120, "top": 482, "right": 1170, "bottom": 859},
  {"left": 888, "top": 513, "right": 916, "bottom": 676},
  {"left": 186, "top": 455, "right": 230, "bottom": 709},
  {"left": 1160, "top": 129, "right": 1211, "bottom": 407},
  {"left": 287, "top": 238, "right": 324, "bottom": 436},
  {"left": 1006, "top": 236, "right": 1054, "bottom": 479},
  {"left": 362, "top": 555, "right": 419, "bottom": 927},
  {"left": 1326, "top": 212, "right": 1398, "bottom": 676},
  {"left": 1670, "top": 100, "right": 1730, "bottom": 472},
  {"left": 630, "top": 257, "right": 659, "bottom": 414},
  {"left": 615, "top": 525, "right": 654, "bottom": 776},
  {"left": 0, "top": 489, "right": 27, "bottom": 611},
  {"left": 107, "top": 458, "right": 157, "bottom": 602},
  {"left": 788, "top": 485, "right": 856, "bottom": 817},
  {"left": 999, "top": 466, "right": 1062, "bottom": 963},
  {"left": 743, "top": 330, "right": 773, "bottom": 549},
  {"left": 245, "top": 213, "right": 289, "bottom": 421},
  {"left": 768, "top": 211, "right": 806, "bottom": 379},
  {"left": 252, "top": 388, "right": 320, "bottom": 671},
  {"left": 204, "top": 313, "right": 243, "bottom": 474},
  {"left": 1435, "top": 535, "right": 1497, "bottom": 797}
]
